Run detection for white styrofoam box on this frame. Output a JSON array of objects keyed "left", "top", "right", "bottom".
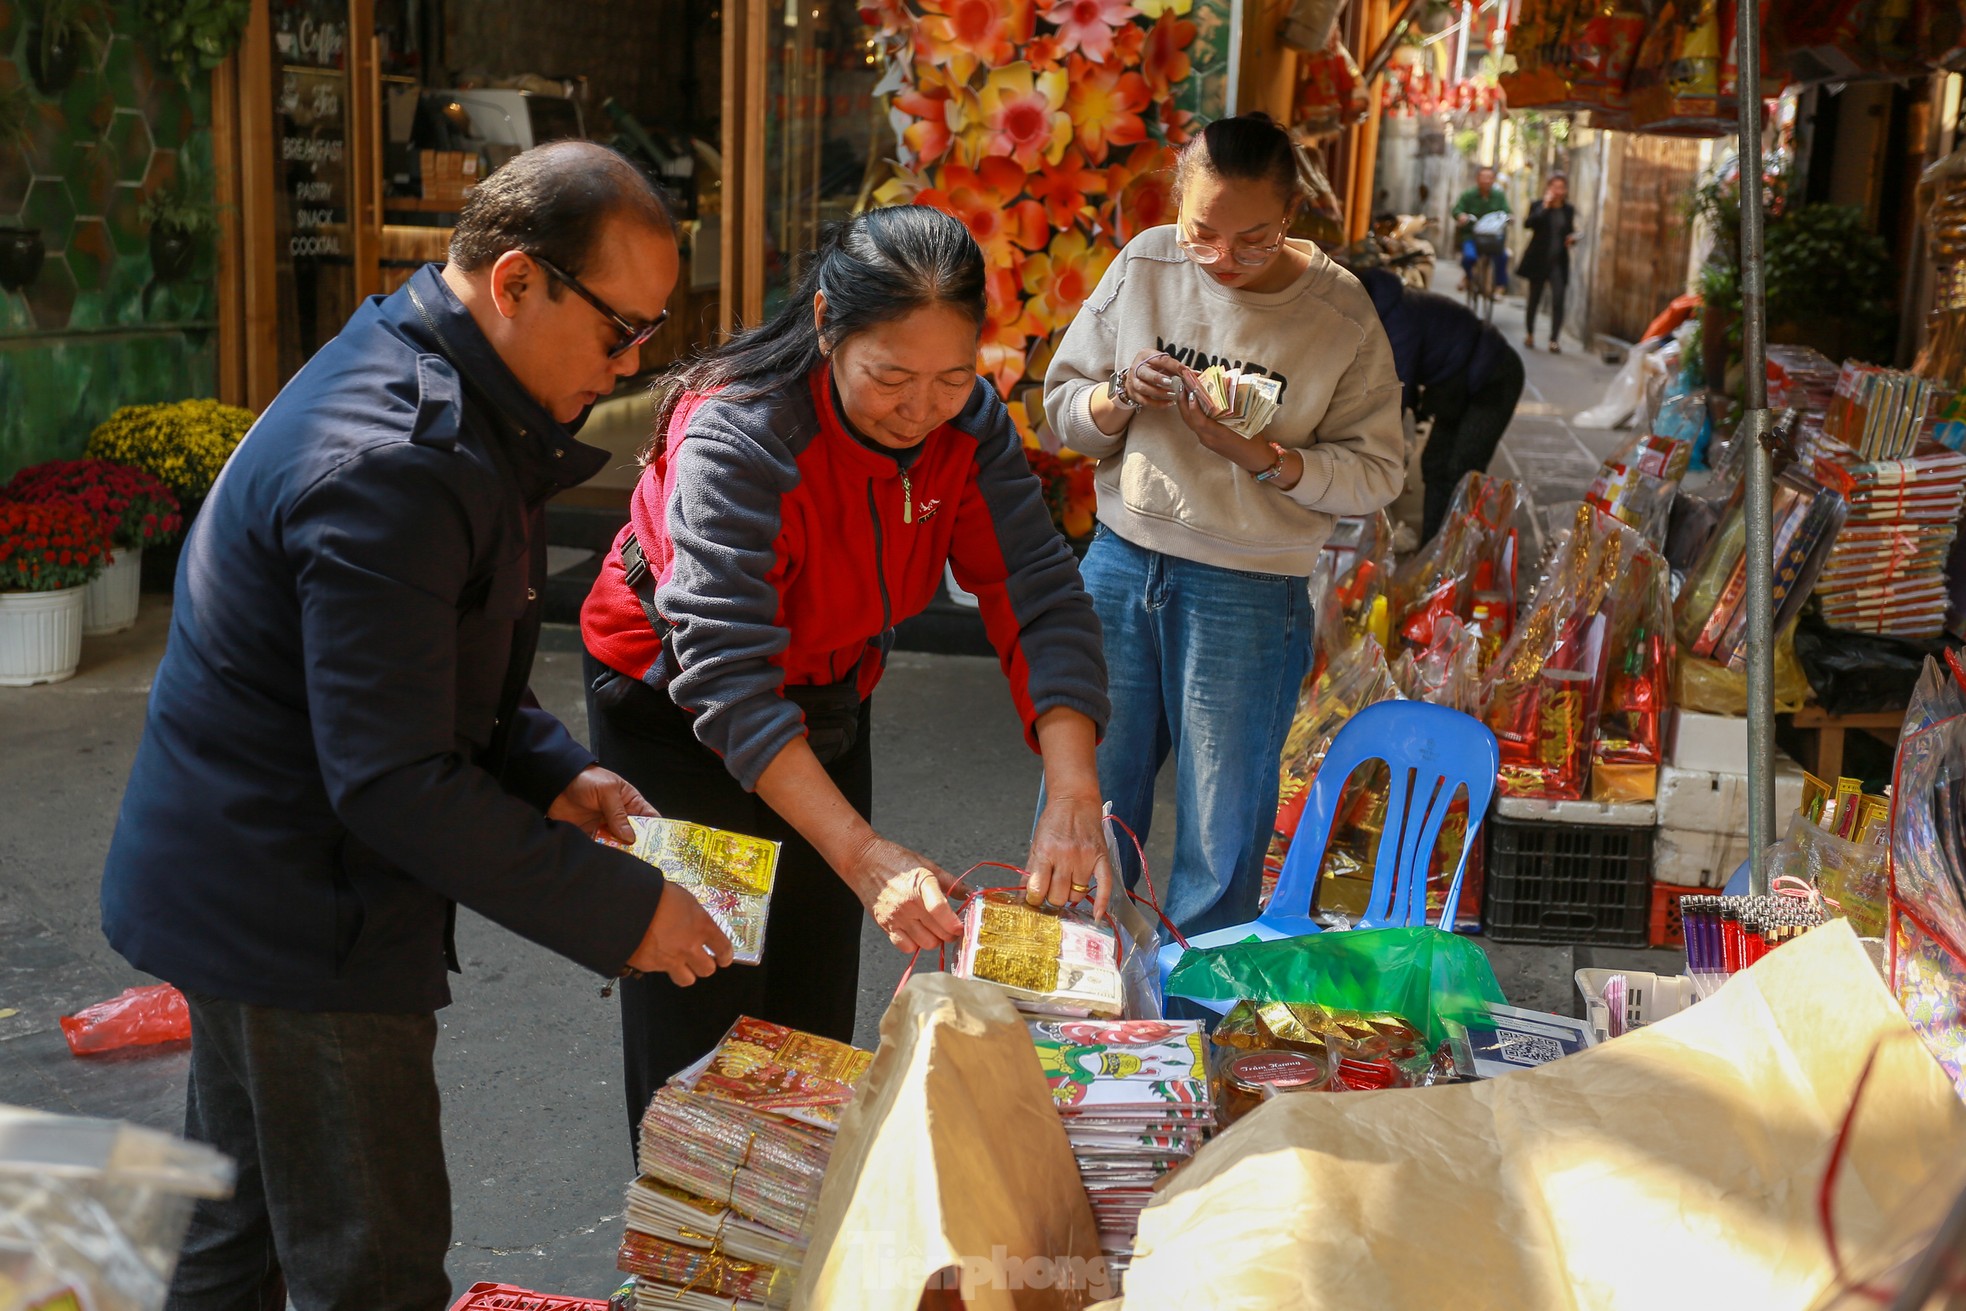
[
  {"left": 1669, "top": 709, "right": 1751, "bottom": 774},
  {"left": 1495, "top": 796, "right": 1656, "bottom": 826},
  {"left": 1653, "top": 826, "right": 1750, "bottom": 888},
  {"left": 1655, "top": 755, "right": 1808, "bottom": 835},
  {"left": 1576, "top": 967, "right": 1699, "bottom": 1042}
]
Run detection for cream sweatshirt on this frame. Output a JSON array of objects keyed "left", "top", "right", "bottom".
[{"left": 1044, "top": 226, "right": 1405, "bottom": 577}]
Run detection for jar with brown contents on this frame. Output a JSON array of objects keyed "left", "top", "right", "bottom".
[{"left": 1219, "top": 1049, "right": 1330, "bottom": 1124}]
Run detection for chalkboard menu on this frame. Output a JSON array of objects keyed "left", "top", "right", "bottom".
[{"left": 270, "top": 0, "right": 355, "bottom": 380}]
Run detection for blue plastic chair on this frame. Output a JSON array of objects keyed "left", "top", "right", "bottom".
[{"left": 1156, "top": 699, "right": 1501, "bottom": 1013}]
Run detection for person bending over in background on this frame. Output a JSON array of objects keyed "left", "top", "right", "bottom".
[{"left": 1357, "top": 265, "right": 1526, "bottom": 545}]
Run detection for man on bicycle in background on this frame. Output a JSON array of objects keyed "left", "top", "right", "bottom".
[{"left": 1453, "top": 166, "right": 1511, "bottom": 294}]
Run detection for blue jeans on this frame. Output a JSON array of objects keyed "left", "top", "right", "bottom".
[
  {"left": 1460, "top": 238, "right": 1510, "bottom": 290},
  {"left": 1073, "top": 527, "right": 1313, "bottom": 935}
]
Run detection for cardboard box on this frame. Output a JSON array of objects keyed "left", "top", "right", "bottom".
[
  {"left": 1494, "top": 796, "right": 1656, "bottom": 826},
  {"left": 1654, "top": 755, "right": 1808, "bottom": 834},
  {"left": 1668, "top": 709, "right": 1751, "bottom": 774},
  {"left": 1653, "top": 826, "right": 1750, "bottom": 888}
]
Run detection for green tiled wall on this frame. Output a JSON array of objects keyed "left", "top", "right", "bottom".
[{"left": 0, "top": 0, "right": 218, "bottom": 479}]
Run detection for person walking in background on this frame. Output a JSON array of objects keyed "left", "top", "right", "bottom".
[
  {"left": 1043, "top": 112, "right": 1403, "bottom": 935},
  {"left": 1356, "top": 265, "right": 1525, "bottom": 544},
  {"left": 1519, "top": 172, "right": 1580, "bottom": 353},
  {"left": 1452, "top": 165, "right": 1510, "bottom": 293}
]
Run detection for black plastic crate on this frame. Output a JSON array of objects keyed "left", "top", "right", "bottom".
[{"left": 1482, "top": 815, "right": 1654, "bottom": 946}]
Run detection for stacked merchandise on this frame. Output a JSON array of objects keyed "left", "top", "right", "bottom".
[
  {"left": 1808, "top": 445, "right": 1966, "bottom": 638},
  {"left": 1028, "top": 1019, "right": 1215, "bottom": 1274},
  {"left": 1653, "top": 754, "right": 1808, "bottom": 892},
  {"left": 620, "top": 1018, "right": 872, "bottom": 1310},
  {"left": 952, "top": 887, "right": 1125, "bottom": 1020},
  {"left": 1767, "top": 344, "right": 1841, "bottom": 416},
  {"left": 1673, "top": 467, "right": 1846, "bottom": 669},
  {"left": 1822, "top": 363, "right": 1945, "bottom": 460},
  {"left": 1681, "top": 893, "right": 1829, "bottom": 995},
  {"left": 1583, "top": 431, "right": 1690, "bottom": 549},
  {"left": 1483, "top": 505, "right": 1672, "bottom": 802}
]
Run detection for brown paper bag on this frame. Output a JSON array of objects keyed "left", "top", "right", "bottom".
[
  {"left": 1113, "top": 919, "right": 1966, "bottom": 1310},
  {"left": 793, "top": 973, "right": 1107, "bottom": 1310}
]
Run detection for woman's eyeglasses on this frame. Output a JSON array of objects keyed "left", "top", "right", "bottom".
[
  {"left": 1175, "top": 216, "right": 1289, "bottom": 268},
  {"left": 532, "top": 254, "right": 669, "bottom": 359}
]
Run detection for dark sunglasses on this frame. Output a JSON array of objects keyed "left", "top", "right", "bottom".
[{"left": 532, "top": 254, "right": 669, "bottom": 359}]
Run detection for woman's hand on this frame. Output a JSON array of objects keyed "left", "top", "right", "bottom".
[
  {"left": 843, "top": 834, "right": 964, "bottom": 952},
  {"left": 1173, "top": 385, "right": 1303, "bottom": 491},
  {"left": 1025, "top": 792, "right": 1112, "bottom": 921},
  {"left": 1125, "top": 349, "right": 1190, "bottom": 410}
]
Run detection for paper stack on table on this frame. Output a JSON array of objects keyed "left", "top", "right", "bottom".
[
  {"left": 597, "top": 816, "right": 781, "bottom": 965},
  {"left": 621, "top": 1016, "right": 872, "bottom": 1310},
  {"left": 1195, "top": 364, "right": 1282, "bottom": 438},
  {"left": 1027, "top": 1019, "right": 1216, "bottom": 1276}
]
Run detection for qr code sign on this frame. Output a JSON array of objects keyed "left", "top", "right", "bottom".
[{"left": 1497, "top": 1032, "right": 1566, "bottom": 1064}]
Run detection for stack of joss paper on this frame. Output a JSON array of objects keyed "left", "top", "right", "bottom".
[
  {"left": 598, "top": 816, "right": 781, "bottom": 964},
  {"left": 953, "top": 886, "right": 1125, "bottom": 1019},
  {"left": 1027, "top": 1019, "right": 1215, "bottom": 1274},
  {"left": 1809, "top": 444, "right": 1966, "bottom": 638},
  {"left": 621, "top": 1017, "right": 872, "bottom": 1310},
  {"left": 1195, "top": 364, "right": 1282, "bottom": 437},
  {"left": 1483, "top": 505, "right": 1672, "bottom": 801}
]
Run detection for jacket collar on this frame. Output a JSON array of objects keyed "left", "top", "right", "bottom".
[{"left": 397, "top": 264, "right": 611, "bottom": 499}]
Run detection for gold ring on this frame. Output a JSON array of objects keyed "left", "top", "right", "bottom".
[{"left": 1070, "top": 883, "right": 1090, "bottom": 894}]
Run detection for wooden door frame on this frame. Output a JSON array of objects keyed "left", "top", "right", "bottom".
[{"left": 721, "top": 0, "right": 770, "bottom": 334}]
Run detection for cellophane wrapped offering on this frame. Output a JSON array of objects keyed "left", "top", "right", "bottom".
[
  {"left": 1583, "top": 431, "right": 1690, "bottom": 549},
  {"left": 624, "top": 1017, "right": 872, "bottom": 1308},
  {"left": 1594, "top": 537, "right": 1674, "bottom": 780},
  {"left": 1673, "top": 466, "right": 1846, "bottom": 669},
  {"left": 599, "top": 816, "right": 781, "bottom": 964},
  {"left": 1482, "top": 506, "right": 1626, "bottom": 798},
  {"left": 1390, "top": 471, "right": 1524, "bottom": 669},
  {"left": 1210, "top": 1000, "right": 1436, "bottom": 1118},
  {"left": 954, "top": 886, "right": 1124, "bottom": 1019},
  {"left": 1309, "top": 511, "right": 1394, "bottom": 670},
  {"left": 1392, "top": 614, "right": 1481, "bottom": 712},
  {"left": 1266, "top": 636, "right": 1398, "bottom": 905},
  {"left": 1028, "top": 1019, "right": 1215, "bottom": 1270}
]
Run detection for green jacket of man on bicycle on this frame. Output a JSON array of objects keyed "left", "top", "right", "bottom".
[{"left": 1454, "top": 166, "right": 1511, "bottom": 292}]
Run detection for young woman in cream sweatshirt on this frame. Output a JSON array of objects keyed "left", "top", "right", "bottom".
[{"left": 1043, "top": 112, "right": 1404, "bottom": 934}]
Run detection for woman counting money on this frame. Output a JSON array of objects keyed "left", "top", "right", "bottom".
[
  {"left": 1043, "top": 112, "right": 1404, "bottom": 936},
  {"left": 581, "top": 205, "right": 1111, "bottom": 1130}
]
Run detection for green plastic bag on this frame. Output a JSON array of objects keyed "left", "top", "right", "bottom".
[{"left": 1163, "top": 927, "right": 1507, "bottom": 1050}]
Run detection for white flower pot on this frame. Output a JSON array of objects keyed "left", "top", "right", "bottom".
[
  {"left": 0, "top": 586, "right": 86, "bottom": 686},
  {"left": 83, "top": 545, "right": 143, "bottom": 635}
]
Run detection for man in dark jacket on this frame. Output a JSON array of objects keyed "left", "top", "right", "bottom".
[
  {"left": 1358, "top": 266, "right": 1526, "bottom": 543},
  {"left": 101, "top": 142, "right": 733, "bottom": 1311}
]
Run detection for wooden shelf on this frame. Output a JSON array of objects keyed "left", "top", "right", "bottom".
[{"left": 384, "top": 197, "right": 465, "bottom": 215}]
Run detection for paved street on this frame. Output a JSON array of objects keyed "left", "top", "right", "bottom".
[{"left": 0, "top": 274, "right": 1668, "bottom": 1298}]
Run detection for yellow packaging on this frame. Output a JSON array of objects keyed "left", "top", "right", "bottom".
[
  {"left": 1801, "top": 771, "right": 1831, "bottom": 825},
  {"left": 1832, "top": 777, "right": 1864, "bottom": 839},
  {"left": 1591, "top": 762, "right": 1658, "bottom": 803}
]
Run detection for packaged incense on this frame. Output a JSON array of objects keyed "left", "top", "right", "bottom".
[
  {"left": 1801, "top": 771, "right": 1831, "bottom": 824},
  {"left": 1832, "top": 777, "right": 1864, "bottom": 838}
]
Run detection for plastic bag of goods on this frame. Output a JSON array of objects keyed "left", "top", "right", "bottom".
[{"left": 1389, "top": 471, "right": 1526, "bottom": 669}]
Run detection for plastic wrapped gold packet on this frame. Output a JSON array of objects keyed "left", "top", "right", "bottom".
[
  {"left": 598, "top": 816, "right": 780, "bottom": 965},
  {"left": 953, "top": 887, "right": 1123, "bottom": 1018}
]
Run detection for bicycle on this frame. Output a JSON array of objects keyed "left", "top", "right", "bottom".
[{"left": 1462, "top": 212, "right": 1510, "bottom": 323}]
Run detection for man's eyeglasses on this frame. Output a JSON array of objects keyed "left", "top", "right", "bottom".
[
  {"left": 1174, "top": 214, "right": 1290, "bottom": 268},
  {"left": 532, "top": 254, "right": 669, "bottom": 359}
]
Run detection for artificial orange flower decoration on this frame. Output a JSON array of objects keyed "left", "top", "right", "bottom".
[
  {"left": 1019, "top": 227, "right": 1118, "bottom": 335},
  {"left": 1064, "top": 55, "right": 1151, "bottom": 158},
  {"left": 975, "top": 61, "right": 1074, "bottom": 170},
  {"left": 914, "top": 0, "right": 1037, "bottom": 81},
  {"left": 1041, "top": 0, "right": 1137, "bottom": 61},
  {"left": 1025, "top": 147, "right": 1109, "bottom": 228},
  {"left": 916, "top": 158, "right": 1050, "bottom": 268}
]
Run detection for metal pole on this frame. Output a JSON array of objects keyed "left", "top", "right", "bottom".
[{"left": 1737, "top": 0, "right": 1775, "bottom": 894}]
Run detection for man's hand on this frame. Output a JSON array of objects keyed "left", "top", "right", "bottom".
[
  {"left": 627, "top": 885, "right": 735, "bottom": 986},
  {"left": 547, "top": 765, "right": 658, "bottom": 843}
]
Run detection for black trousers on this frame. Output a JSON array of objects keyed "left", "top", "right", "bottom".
[
  {"left": 166, "top": 993, "right": 451, "bottom": 1311},
  {"left": 1525, "top": 263, "right": 1570, "bottom": 341},
  {"left": 583, "top": 653, "right": 870, "bottom": 1147},
  {"left": 1420, "top": 346, "right": 1528, "bottom": 544}
]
